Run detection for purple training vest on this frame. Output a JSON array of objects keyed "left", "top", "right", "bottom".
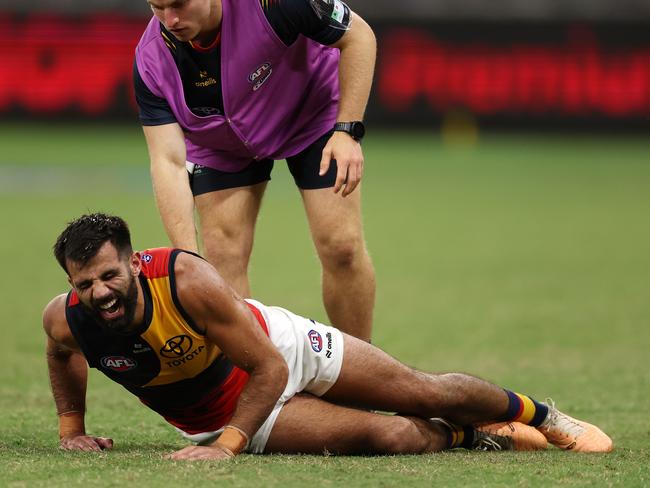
[{"left": 135, "top": 0, "right": 340, "bottom": 172}]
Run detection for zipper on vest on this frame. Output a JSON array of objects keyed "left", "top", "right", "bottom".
[{"left": 226, "top": 116, "right": 256, "bottom": 158}]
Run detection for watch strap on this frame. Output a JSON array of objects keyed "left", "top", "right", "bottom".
[{"left": 333, "top": 121, "right": 365, "bottom": 141}]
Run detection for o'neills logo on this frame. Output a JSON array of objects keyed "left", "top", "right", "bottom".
[
  {"left": 100, "top": 356, "right": 137, "bottom": 372},
  {"left": 248, "top": 62, "right": 272, "bottom": 91},
  {"left": 160, "top": 334, "right": 205, "bottom": 367}
]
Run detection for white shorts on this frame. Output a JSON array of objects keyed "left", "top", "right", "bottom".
[{"left": 180, "top": 299, "right": 345, "bottom": 453}]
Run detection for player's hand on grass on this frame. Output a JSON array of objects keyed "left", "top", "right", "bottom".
[
  {"left": 320, "top": 131, "right": 364, "bottom": 197},
  {"left": 59, "top": 434, "right": 113, "bottom": 452},
  {"left": 167, "top": 444, "right": 235, "bottom": 461}
]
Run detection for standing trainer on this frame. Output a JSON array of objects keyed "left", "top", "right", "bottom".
[{"left": 134, "top": 0, "right": 376, "bottom": 341}]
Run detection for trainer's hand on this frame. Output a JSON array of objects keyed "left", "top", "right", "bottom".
[
  {"left": 319, "top": 131, "right": 364, "bottom": 197},
  {"left": 167, "top": 444, "right": 235, "bottom": 461},
  {"left": 59, "top": 434, "right": 113, "bottom": 452}
]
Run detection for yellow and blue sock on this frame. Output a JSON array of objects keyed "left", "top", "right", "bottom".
[
  {"left": 443, "top": 422, "right": 476, "bottom": 449},
  {"left": 501, "top": 390, "right": 548, "bottom": 427}
]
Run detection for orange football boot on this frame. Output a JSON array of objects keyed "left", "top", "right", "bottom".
[
  {"left": 475, "top": 422, "right": 548, "bottom": 451},
  {"left": 537, "top": 400, "right": 613, "bottom": 453}
]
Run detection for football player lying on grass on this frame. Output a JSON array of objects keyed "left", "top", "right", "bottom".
[{"left": 44, "top": 214, "right": 613, "bottom": 459}]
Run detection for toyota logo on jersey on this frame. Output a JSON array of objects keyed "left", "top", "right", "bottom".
[
  {"left": 308, "top": 329, "right": 323, "bottom": 352},
  {"left": 160, "top": 335, "right": 194, "bottom": 358}
]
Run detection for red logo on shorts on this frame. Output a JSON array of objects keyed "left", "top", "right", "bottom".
[{"left": 308, "top": 329, "right": 323, "bottom": 352}]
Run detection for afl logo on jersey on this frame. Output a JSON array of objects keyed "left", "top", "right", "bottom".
[
  {"left": 141, "top": 254, "right": 153, "bottom": 263},
  {"left": 248, "top": 62, "right": 272, "bottom": 91},
  {"left": 308, "top": 329, "right": 323, "bottom": 352},
  {"left": 100, "top": 356, "right": 137, "bottom": 372}
]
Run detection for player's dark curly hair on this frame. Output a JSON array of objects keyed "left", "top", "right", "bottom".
[{"left": 54, "top": 213, "right": 133, "bottom": 274}]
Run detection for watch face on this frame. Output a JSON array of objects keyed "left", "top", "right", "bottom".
[{"left": 351, "top": 122, "right": 365, "bottom": 140}]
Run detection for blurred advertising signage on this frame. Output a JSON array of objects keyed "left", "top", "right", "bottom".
[
  {"left": 1, "top": 15, "right": 649, "bottom": 122},
  {"left": 377, "top": 24, "right": 650, "bottom": 120},
  {"left": 0, "top": 15, "right": 144, "bottom": 115}
]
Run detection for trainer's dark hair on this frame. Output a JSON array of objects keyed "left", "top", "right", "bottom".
[{"left": 54, "top": 213, "right": 133, "bottom": 274}]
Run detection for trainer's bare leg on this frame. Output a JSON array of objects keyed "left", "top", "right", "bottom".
[
  {"left": 264, "top": 393, "right": 448, "bottom": 455},
  {"left": 323, "top": 335, "right": 510, "bottom": 426},
  {"left": 195, "top": 183, "right": 267, "bottom": 297},
  {"left": 301, "top": 187, "right": 375, "bottom": 341}
]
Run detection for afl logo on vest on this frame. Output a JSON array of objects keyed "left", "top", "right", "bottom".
[
  {"left": 100, "top": 356, "right": 137, "bottom": 372},
  {"left": 248, "top": 62, "right": 272, "bottom": 91},
  {"left": 308, "top": 329, "right": 323, "bottom": 353}
]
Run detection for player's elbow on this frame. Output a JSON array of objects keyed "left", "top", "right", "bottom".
[
  {"left": 259, "top": 354, "right": 289, "bottom": 394},
  {"left": 149, "top": 155, "right": 186, "bottom": 178},
  {"left": 270, "top": 358, "right": 289, "bottom": 392},
  {"left": 249, "top": 350, "right": 289, "bottom": 390}
]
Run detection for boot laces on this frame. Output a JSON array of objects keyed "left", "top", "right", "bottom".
[
  {"left": 543, "top": 398, "right": 585, "bottom": 438},
  {"left": 472, "top": 430, "right": 512, "bottom": 451}
]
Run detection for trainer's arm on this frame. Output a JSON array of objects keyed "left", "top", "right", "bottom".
[
  {"left": 320, "top": 12, "right": 376, "bottom": 196},
  {"left": 43, "top": 295, "right": 113, "bottom": 451},
  {"left": 143, "top": 123, "right": 199, "bottom": 252},
  {"left": 170, "top": 253, "right": 289, "bottom": 460}
]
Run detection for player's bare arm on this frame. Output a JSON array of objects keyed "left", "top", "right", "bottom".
[
  {"left": 169, "top": 252, "right": 289, "bottom": 460},
  {"left": 143, "top": 123, "right": 199, "bottom": 252},
  {"left": 43, "top": 295, "right": 113, "bottom": 452},
  {"left": 320, "top": 11, "right": 376, "bottom": 196}
]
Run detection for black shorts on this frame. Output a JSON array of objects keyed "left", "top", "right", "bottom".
[{"left": 189, "top": 131, "right": 337, "bottom": 196}]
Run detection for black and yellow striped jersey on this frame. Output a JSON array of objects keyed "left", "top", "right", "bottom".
[{"left": 65, "top": 247, "right": 268, "bottom": 434}]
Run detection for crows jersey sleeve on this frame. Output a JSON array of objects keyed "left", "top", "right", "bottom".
[{"left": 133, "top": 60, "right": 177, "bottom": 126}]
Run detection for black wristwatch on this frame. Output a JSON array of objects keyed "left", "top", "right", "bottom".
[{"left": 333, "top": 121, "right": 366, "bottom": 141}]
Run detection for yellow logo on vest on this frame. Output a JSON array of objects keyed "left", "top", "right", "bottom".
[{"left": 195, "top": 70, "right": 217, "bottom": 87}]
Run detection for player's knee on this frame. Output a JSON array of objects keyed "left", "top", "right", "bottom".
[
  {"left": 202, "top": 227, "right": 254, "bottom": 264},
  {"left": 369, "top": 417, "right": 428, "bottom": 455},
  {"left": 316, "top": 233, "right": 367, "bottom": 271}
]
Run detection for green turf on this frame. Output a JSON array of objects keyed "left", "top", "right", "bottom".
[{"left": 0, "top": 123, "right": 648, "bottom": 486}]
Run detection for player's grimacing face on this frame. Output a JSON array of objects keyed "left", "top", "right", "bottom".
[
  {"left": 67, "top": 242, "right": 141, "bottom": 334},
  {"left": 147, "top": 0, "right": 213, "bottom": 42}
]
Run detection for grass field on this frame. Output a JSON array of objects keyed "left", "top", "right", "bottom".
[{"left": 0, "top": 123, "right": 648, "bottom": 486}]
